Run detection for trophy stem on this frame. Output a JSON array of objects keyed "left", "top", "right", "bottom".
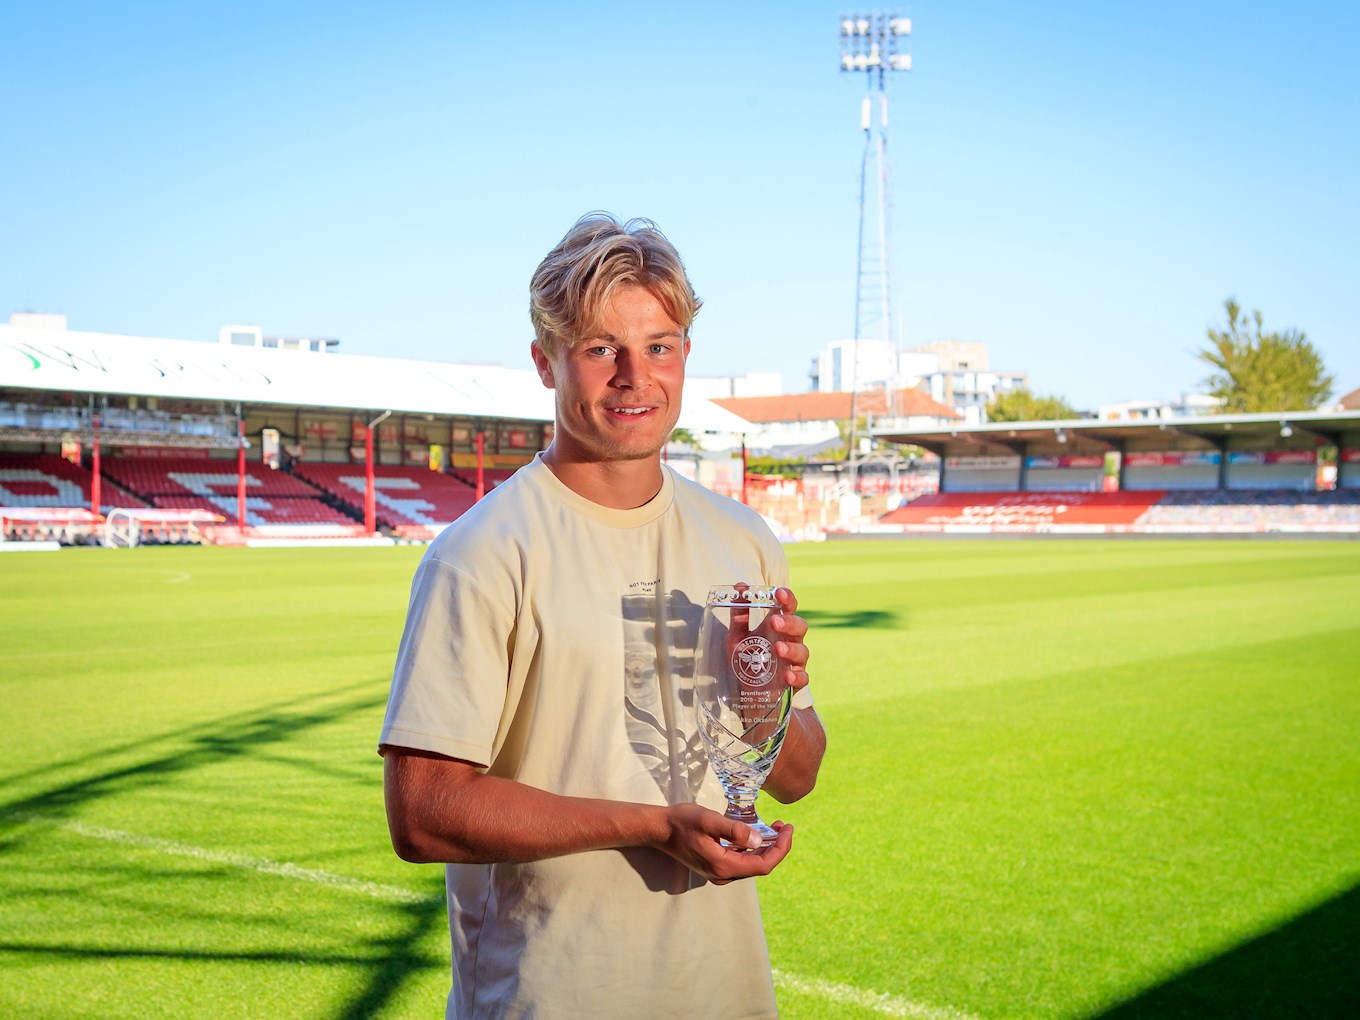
[{"left": 723, "top": 786, "right": 778, "bottom": 847}]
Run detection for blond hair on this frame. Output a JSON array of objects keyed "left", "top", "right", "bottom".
[{"left": 529, "top": 212, "right": 701, "bottom": 355}]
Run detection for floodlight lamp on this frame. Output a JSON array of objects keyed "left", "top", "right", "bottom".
[
  {"left": 1279, "top": 422, "right": 1293, "bottom": 438},
  {"left": 841, "top": 18, "right": 855, "bottom": 35},
  {"left": 889, "top": 54, "right": 912, "bottom": 70},
  {"left": 890, "top": 17, "right": 912, "bottom": 36},
  {"left": 1056, "top": 428, "right": 1068, "bottom": 443}
]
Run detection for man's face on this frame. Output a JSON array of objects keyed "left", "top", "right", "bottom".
[{"left": 532, "top": 284, "right": 690, "bottom": 466}]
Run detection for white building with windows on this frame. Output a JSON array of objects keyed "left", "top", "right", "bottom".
[
  {"left": 810, "top": 338, "right": 1026, "bottom": 426},
  {"left": 218, "top": 324, "right": 339, "bottom": 353},
  {"left": 1096, "top": 394, "right": 1222, "bottom": 420},
  {"left": 685, "top": 371, "right": 783, "bottom": 401}
]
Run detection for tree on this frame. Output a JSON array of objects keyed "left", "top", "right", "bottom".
[
  {"left": 1199, "top": 298, "right": 1334, "bottom": 413},
  {"left": 985, "top": 386, "right": 1076, "bottom": 422},
  {"left": 668, "top": 427, "right": 701, "bottom": 449},
  {"left": 833, "top": 414, "right": 869, "bottom": 460}
]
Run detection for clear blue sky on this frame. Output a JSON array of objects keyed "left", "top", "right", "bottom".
[{"left": 3, "top": 1, "right": 1356, "bottom": 409}]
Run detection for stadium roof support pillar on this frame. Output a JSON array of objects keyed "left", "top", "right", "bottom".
[
  {"left": 1214, "top": 436, "right": 1229, "bottom": 490},
  {"left": 365, "top": 411, "right": 392, "bottom": 534},
  {"left": 475, "top": 425, "right": 486, "bottom": 501},
  {"left": 741, "top": 438, "right": 749, "bottom": 506},
  {"left": 237, "top": 412, "right": 247, "bottom": 531},
  {"left": 1110, "top": 438, "right": 1127, "bottom": 492},
  {"left": 90, "top": 400, "right": 102, "bottom": 517}
]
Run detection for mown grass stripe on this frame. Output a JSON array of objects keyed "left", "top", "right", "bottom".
[
  {"left": 772, "top": 968, "right": 985, "bottom": 1019},
  {"left": 11, "top": 810, "right": 982, "bottom": 1018},
  {"left": 10, "top": 812, "right": 441, "bottom": 906}
]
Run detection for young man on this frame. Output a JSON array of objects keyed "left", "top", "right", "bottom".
[{"left": 380, "top": 212, "right": 827, "bottom": 1019}]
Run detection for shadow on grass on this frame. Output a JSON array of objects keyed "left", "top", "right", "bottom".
[
  {"left": 1086, "top": 881, "right": 1359, "bottom": 1020},
  {"left": 0, "top": 679, "right": 451, "bottom": 1019},
  {"left": 0, "top": 940, "right": 422, "bottom": 967},
  {"left": 0, "top": 675, "right": 381, "bottom": 790},
  {"left": 0, "top": 889, "right": 449, "bottom": 1018},
  {"left": 800, "top": 608, "right": 903, "bottom": 630},
  {"left": 0, "top": 686, "right": 387, "bottom": 824},
  {"left": 340, "top": 894, "right": 449, "bottom": 1020}
]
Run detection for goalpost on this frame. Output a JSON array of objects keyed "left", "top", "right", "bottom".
[
  {"left": 102, "top": 508, "right": 140, "bottom": 548},
  {"left": 101, "top": 508, "right": 223, "bottom": 548}
]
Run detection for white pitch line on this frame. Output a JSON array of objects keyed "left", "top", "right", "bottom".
[
  {"left": 13, "top": 812, "right": 981, "bottom": 1019},
  {"left": 771, "top": 969, "right": 984, "bottom": 1020},
  {"left": 165, "top": 570, "right": 192, "bottom": 584},
  {"left": 10, "top": 812, "right": 440, "bottom": 906}
]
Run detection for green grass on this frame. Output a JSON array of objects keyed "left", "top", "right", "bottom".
[{"left": 2, "top": 540, "right": 1357, "bottom": 1018}]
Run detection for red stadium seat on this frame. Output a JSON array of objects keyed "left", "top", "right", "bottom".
[{"left": 292, "top": 463, "right": 483, "bottom": 529}]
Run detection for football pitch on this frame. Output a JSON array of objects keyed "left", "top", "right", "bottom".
[{"left": 2, "top": 539, "right": 1356, "bottom": 1019}]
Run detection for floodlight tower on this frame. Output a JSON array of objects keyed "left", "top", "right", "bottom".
[{"left": 839, "top": 11, "right": 911, "bottom": 487}]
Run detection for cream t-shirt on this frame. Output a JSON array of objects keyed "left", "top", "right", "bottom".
[{"left": 381, "top": 454, "right": 810, "bottom": 1020}]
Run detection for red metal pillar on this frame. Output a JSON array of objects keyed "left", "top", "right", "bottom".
[
  {"left": 237, "top": 418, "right": 247, "bottom": 531},
  {"left": 475, "top": 430, "right": 486, "bottom": 501},
  {"left": 365, "top": 424, "right": 376, "bottom": 533},
  {"left": 363, "top": 411, "right": 390, "bottom": 534},
  {"left": 91, "top": 411, "right": 102, "bottom": 516},
  {"left": 741, "top": 438, "right": 749, "bottom": 505}
]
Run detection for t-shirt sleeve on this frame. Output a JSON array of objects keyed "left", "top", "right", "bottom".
[{"left": 379, "top": 554, "right": 511, "bottom": 768}]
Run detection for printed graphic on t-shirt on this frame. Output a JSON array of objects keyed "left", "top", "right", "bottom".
[{"left": 621, "top": 584, "right": 707, "bottom": 804}]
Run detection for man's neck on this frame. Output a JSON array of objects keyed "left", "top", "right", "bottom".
[{"left": 540, "top": 446, "right": 665, "bottom": 509}]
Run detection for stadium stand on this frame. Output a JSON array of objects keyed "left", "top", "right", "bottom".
[
  {"left": 1137, "top": 488, "right": 1360, "bottom": 529},
  {"left": 102, "top": 455, "right": 354, "bottom": 527},
  {"left": 292, "top": 463, "right": 481, "bottom": 538},
  {"left": 879, "top": 489, "right": 1360, "bottom": 534},
  {"left": 448, "top": 466, "right": 520, "bottom": 491},
  {"left": 0, "top": 453, "right": 96, "bottom": 508},
  {"left": 0, "top": 453, "right": 146, "bottom": 544},
  {"left": 0, "top": 453, "right": 146, "bottom": 511}
]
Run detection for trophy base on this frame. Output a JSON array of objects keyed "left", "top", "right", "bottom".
[{"left": 720, "top": 804, "right": 780, "bottom": 850}]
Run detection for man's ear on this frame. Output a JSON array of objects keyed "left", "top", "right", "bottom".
[
  {"left": 683, "top": 338, "right": 691, "bottom": 362},
  {"left": 530, "top": 341, "right": 555, "bottom": 389}
]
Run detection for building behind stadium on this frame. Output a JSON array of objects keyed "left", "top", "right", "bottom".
[{"left": 2, "top": 313, "right": 1358, "bottom": 544}]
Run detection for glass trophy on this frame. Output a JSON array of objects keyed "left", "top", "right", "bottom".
[{"left": 695, "top": 584, "right": 794, "bottom": 847}]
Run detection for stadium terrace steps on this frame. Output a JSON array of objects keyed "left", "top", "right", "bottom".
[
  {"left": 0, "top": 452, "right": 523, "bottom": 533},
  {"left": 1, "top": 453, "right": 97, "bottom": 507},
  {"left": 101, "top": 456, "right": 320, "bottom": 498},
  {"left": 101, "top": 455, "right": 357, "bottom": 527},
  {"left": 291, "top": 463, "right": 488, "bottom": 530},
  {"left": 882, "top": 491, "right": 1165, "bottom": 529},
  {"left": 448, "top": 467, "right": 518, "bottom": 491},
  {"left": 880, "top": 489, "right": 1360, "bottom": 533},
  {"left": 0, "top": 453, "right": 147, "bottom": 510}
]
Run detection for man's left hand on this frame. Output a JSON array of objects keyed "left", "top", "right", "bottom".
[{"left": 770, "top": 586, "right": 810, "bottom": 695}]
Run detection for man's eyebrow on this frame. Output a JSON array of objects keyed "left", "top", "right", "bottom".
[{"left": 592, "top": 329, "right": 684, "bottom": 342}]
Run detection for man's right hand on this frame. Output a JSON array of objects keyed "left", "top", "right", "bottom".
[
  {"left": 655, "top": 803, "right": 793, "bottom": 884},
  {"left": 384, "top": 747, "right": 794, "bottom": 881}
]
